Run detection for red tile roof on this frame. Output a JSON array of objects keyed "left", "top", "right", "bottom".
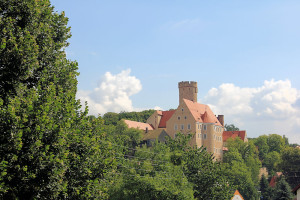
[
  {"left": 269, "top": 172, "right": 282, "bottom": 188},
  {"left": 223, "top": 131, "right": 246, "bottom": 142},
  {"left": 123, "top": 119, "right": 154, "bottom": 131},
  {"left": 158, "top": 110, "right": 176, "bottom": 128},
  {"left": 183, "top": 99, "right": 222, "bottom": 126}
]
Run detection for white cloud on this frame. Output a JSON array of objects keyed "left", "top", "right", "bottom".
[
  {"left": 77, "top": 69, "right": 142, "bottom": 115},
  {"left": 203, "top": 79, "right": 300, "bottom": 144}
]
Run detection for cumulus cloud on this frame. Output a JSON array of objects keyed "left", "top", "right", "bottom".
[
  {"left": 203, "top": 79, "right": 300, "bottom": 144},
  {"left": 77, "top": 69, "right": 142, "bottom": 115}
]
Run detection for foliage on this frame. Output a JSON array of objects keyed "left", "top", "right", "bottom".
[
  {"left": 103, "top": 110, "right": 155, "bottom": 125},
  {"left": 259, "top": 174, "right": 273, "bottom": 200},
  {"left": 224, "top": 124, "right": 239, "bottom": 131},
  {"left": 264, "top": 151, "right": 281, "bottom": 174},
  {"left": 279, "top": 147, "right": 300, "bottom": 189},
  {"left": 108, "top": 142, "right": 194, "bottom": 200},
  {"left": 253, "top": 135, "right": 269, "bottom": 161},
  {"left": 0, "top": 0, "right": 114, "bottom": 198},
  {"left": 223, "top": 137, "right": 261, "bottom": 200},
  {"left": 267, "top": 134, "right": 286, "bottom": 153},
  {"left": 273, "top": 178, "right": 293, "bottom": 200}
]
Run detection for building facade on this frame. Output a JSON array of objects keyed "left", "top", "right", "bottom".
[{"left": 147, "top": 81, "right": 225, "bottom": 160}]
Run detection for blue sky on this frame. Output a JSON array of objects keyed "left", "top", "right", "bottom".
[{"left": 51, "top": 0, "right": 300, "bottom": 143}]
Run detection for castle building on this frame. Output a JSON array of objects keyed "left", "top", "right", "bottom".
[
  {"left": 146, "top": 81, "right": 225, "bottom": 160},
  {"left": 123, "top": 81, "right": 249, "bottom": 160}
]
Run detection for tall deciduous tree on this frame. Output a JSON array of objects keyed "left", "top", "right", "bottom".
[{"left": 0, "top": 0, "right": 114, "bottom": 199}]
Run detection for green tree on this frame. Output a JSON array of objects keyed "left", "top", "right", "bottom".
[
  {"left": 264, "top": 151, "right": 281, "bottom": 174},
  {"left": 273, "top": 178, "right": 293, "bottom": 200},
  {"left": 259, "top": 174, "right": 273, "bottom": 200},
  {"left": 224, "top": 124, "right": 239, "bottom": 131},
  {"left": 253, "top": 135, "right": 269, "bottom": 161},
  {"left": 108, "top": 142, "right": 194, "bottom": 200},
  {"left": 267, "top": 134, "right": 285, "bottom": 153},
  {"left": 279, "top": 147, "right": 300, "bottom": 188},
  {"left": 223, "top": 137, "right": 261, "bottom": 199},
  {"left": 0, "top": 0, "right": 114, "bottom": 198}
]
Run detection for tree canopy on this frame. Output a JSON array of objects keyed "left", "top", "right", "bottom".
[{"left": 0, "top": 0, "right": 114, "bottom": 198}]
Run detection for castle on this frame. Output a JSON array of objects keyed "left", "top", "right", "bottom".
[{"left": 124, "top": 81, "right": 247, "bottom": 160}]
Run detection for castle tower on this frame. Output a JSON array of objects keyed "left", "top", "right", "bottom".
[{"left": 178, "top": 81, "right": 198, "bottom": 105}]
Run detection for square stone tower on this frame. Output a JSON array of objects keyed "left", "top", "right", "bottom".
[{"left": 178, "top": 81, "right": 198, "bottom": 105}]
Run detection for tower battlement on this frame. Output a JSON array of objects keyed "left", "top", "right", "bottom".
[
  {"left": 178, "top": 81, "right": 197, "bottom": 88},
  {"left": 178, "top": 81, "right": 198, "bottom": 104}
]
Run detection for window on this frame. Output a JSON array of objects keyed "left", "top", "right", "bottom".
[
  {"left": 181, "top": 124, "right": 184, "bottom": 130},
  {"left": 214, "top": 134, "right": 216, "bottom": 140},
  {"left": 203, "top": 124, "right": 207, "bottom": 130},
  {"left": 181, "top": 108, "right": 184, "bottom": 111},
  {"left": 203, "top": 134, "right": 207, "bottom": 139},
  {"left": 187, "top": 124, "right": 191, "bottom": 130},
  {"left": 198, "top": 133, "right": 201, "bottom": 138},
  {"left": 174, "top": 124, "right": 178, "bottom": 130},
  {"left": 184, "top": 116, "right": 187, "bottom": 119},
  {"left": 178, "top": 116, "right": 180, "bottom": 120}
]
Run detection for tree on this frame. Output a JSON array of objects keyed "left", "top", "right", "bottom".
[
  {"left": 225, "top": 124, "right": 239, "bottom": 131},
  {"left": 108, "top": 141, "right": 194, "bottom": 200},
  {"left": 223, "top": 137, "right": 261, "bottom": 199},
  {"left": 253, "top": 135, "right": 269, "bottom": 161},
  {"left": 273, "top": 178, "right": 293, "bottom": 200},
  {"left": 259, "top": 174, "right": 273, "bottom": 200},
  {"left": 0, "top": 1, "right": 114, "bottom": 198},
  {"left": 279, "top": 147, "right": 300, "bottom": 189},
  {"left": 267, "top": 134, "right": 285, "bottom": 153},
  {"left": 264, "top": 151, "right": 281, "bottom": 174}
]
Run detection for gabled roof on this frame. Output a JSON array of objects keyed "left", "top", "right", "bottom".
[
  {"left": 143, "top": 129, "right": 169, "bottom": 140},
  {"left": 231, "top": 190, "right": 244, "bottom": 200},
  {"left": 183, "top": 99, "right": 222, "bottom": 126},
  {"left": 223, "top": 131, "right": 247, "bottom": 142},
  {"left": 158, "top": 110, "right": 176, "bottom": 128},
  {"left": 123, "top": 119, "right": 153, "bottom": 131}
]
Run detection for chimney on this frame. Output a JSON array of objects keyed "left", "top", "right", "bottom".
[
  {"left": 178, "top": 81, "right": 198, "bottom": 105},
  {"left": 217, "top": 115, "right": 224, "bottom": 126}
]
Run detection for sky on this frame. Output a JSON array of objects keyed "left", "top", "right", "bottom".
[{"left": 51, "top": 0, "right": 300, "bottom": 144}]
